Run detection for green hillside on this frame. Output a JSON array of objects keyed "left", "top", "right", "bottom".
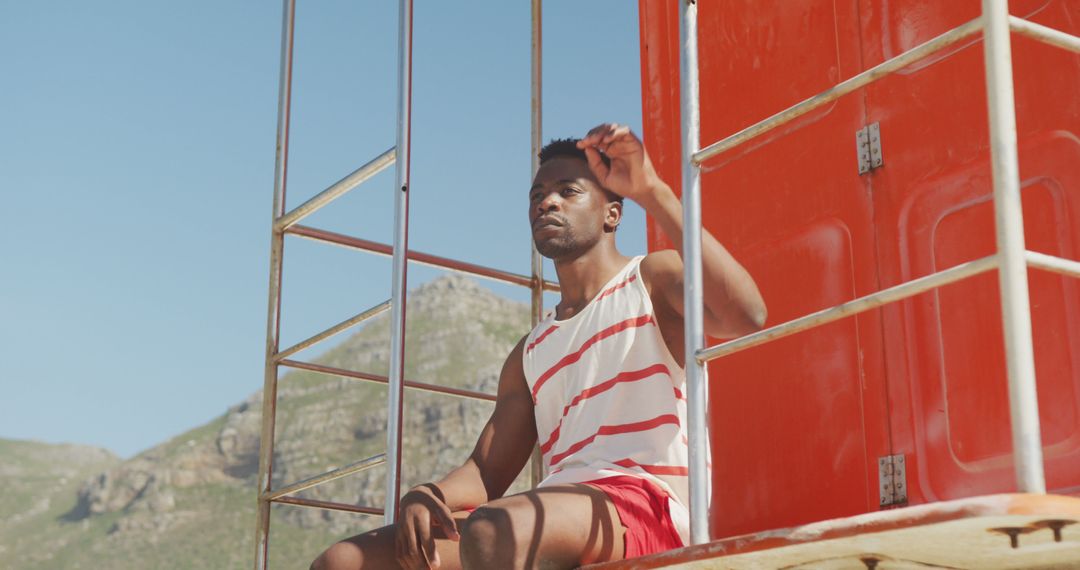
[
  {"left": 0, "top": 275, "right": 532, "bottom": 569},
  {"left": 0, "top": 439, "right": 119, "bottom": 567}
]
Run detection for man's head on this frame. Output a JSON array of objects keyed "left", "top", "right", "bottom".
[{"left": 529, "top": 138, "right": 624, "bottom": 260}]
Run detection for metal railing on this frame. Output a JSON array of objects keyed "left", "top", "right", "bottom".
[
  {"left": 252, "top": 0, "right": 550, "bottom": 567},
  {"left": 678, "top": 0, "right": 1080, "bottom": 545},
  {"left": 251, "top": 0, "right": 1080, "bottom": 564}
]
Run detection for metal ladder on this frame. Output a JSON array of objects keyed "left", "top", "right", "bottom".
[
  {"left": 253, "top": 1, "right": 549, "bottom": 567},
  {"left": 677, "top": 0, "right": 1080, "bottom": 546}
]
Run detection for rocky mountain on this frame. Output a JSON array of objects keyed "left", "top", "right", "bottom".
[
  {"left": 0, "top": 439, "right": 119, "bottom": 565},
  {"left": 0, "top": 274, "right": 533, "bottom": 569}
]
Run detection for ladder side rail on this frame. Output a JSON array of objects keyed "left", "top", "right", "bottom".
[
  {"left": 254, "top": 0, "right": 297, "bottom": 567},
  {"left": 529, "top": 0, "right": 546, "bottom": 489},
  {"left": 530, "top": 0, "right": 544, "bottom": 326},
  {"left": 678, "top": 0, "right": 710, "bottom": 546},
  {"left": 982, "top": 0, "right": 1045, "bottom": 494},
  {"left": 385, "top": 0, "right": 415, "bottom": 524}
]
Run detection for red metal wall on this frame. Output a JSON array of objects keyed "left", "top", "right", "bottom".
[{"left": 638, "top": 0, "right": 1080, "bottom": 540}]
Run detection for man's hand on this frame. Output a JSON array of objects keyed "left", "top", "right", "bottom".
[
  {"left": 387, "top": 337, "right": 535, "bottom": 568},
  {"left": 581, "top": 122, "right": 767, "bottom": 338},
  {"left": 576, "top": 123, "right": 666, "bottom": 204},
  {"left": 394, "top": 484, "right": 459, "bottom": 569}
]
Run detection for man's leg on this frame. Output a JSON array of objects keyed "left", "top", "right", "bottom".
[
  {"left": 310, "top": 511, "right": 471, "bottom": 570},
  {"left": 459, "top": 484, "right": 625, "bottom": 569},
  {"left": 311, "top": 484, "right": 625, "bottom": 570}
]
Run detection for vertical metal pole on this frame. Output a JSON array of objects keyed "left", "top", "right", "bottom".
[
  {"left": 529, "top": 3, "right": 543, "bottom": 330},
  {"left": 679, "top": 0, "right": 709, "bottom": 545},
  {"left": 384, "top": 0, "right": 414, "bottom": 524},
  {"left": 529, "top": 0, "right": 546, "bottom": 489},
  {"left": 254, "top": 0, "right": 296, "bottom": 567},
  {"left": 981, "top": 0, "right": 1046, "bottom": 493}
]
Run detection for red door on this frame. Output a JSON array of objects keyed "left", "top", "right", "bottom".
[
  {"left": 861, "top": 0, "right": 1080, "bottom": 503},
  {"left": 640, "top": 0, "right": 891, "bottom": 538},
  {"left": 639, "top": 0, "right": 1080, "bottom": 541}
]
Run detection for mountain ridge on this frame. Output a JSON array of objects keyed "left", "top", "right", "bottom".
[{"left": 0, "top": 273, "right": 533, "bottom": 569}]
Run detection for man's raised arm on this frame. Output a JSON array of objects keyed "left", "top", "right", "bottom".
[{"left": 578, "top": 124, "right": 767, "bottom": 339}]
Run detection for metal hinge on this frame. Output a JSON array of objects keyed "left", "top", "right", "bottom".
[
  {"left": 878, "top": 454, "right": 907, "bottom": 507},
  {"left": 856, "top": 123, "right": 884, "bottom": 174}
]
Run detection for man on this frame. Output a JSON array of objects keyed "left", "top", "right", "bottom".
[{"left": 311, "top": 124, "right": 766, "bottom": 569}]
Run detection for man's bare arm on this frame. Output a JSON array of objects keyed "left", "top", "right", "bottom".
[
  {"left": 426, "top": 335, "right": 537, "bottom": 508},
  {"left": 578, "top": 123, "right": 767, "bottom": 339},
  {"left": 394, "top": 336, "right": 537, "bottom": 568}
]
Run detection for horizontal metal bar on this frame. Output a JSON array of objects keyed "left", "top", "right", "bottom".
[
  {"left": 275, "top": 147, "right": 397, "bottom": 231},
  {"left": 279, "top": 358, "right": 497, "bottom": 402},
  {"left": 698, "top": 254, "right": 999, "bottom": 362},
  {"left": 265, "top": 454, "right": 386, "bottom": 501},
  {"left": 693, "top": 18, "right": 984, "bottom": 164},
  {"left": 286, "top": 224, "right": 560, "bottom": 293},
  {"left": 269, "top": 495, "right": 384, "bottom": 516},
  {"left": 275, "top": 299, "right": 392, "bottom": 361},
  {"left": 1026, "top": 250, "right": 1080, "bottom": 279},
  {"left": 1009, "top": 16, "right": 1080, "bottom": 54}
]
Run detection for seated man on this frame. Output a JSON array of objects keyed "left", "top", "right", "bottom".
[{"left": 311, "top": 124, "right": 766, "bottom": 570}]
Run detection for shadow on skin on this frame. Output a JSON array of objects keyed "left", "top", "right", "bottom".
[
  {"left": 311, "top": 484, "right": 622, "bottom": 569},
  {"left": 581, "top": 487, "right": 617, "bottom": 564},
  {"left": 523, "top": 492, "right": 544, "bottom": 568},
  {"left": 460, "top": 505, "right": 519, "bottom": 568},
  {"left": 460, "top": 484, "right": 620, "bottom": 569}
]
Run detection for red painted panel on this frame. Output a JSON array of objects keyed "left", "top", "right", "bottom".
[
  {"left": 861, "top": 0, "right": 1080, "bottom": 503},
  {"left": 639, "top": 0, "right": 1080, "bottom": 542},
  {"left": 888, "top": 141, "right": 1080, "bottom": 500},
  {"left": 640, "top": 0, "right": 890, "bottom": 538}
]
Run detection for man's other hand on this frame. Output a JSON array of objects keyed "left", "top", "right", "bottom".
[{"left": 395, "top": 484, "right": 459, "bottom": 569}]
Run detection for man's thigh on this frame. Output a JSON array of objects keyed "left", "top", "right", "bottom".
[
  {"left": 462, "top": 484, "right": 625, "bottom": 569},
  {"left": 314, "top": 484, "right": 624, "bottom": 570},
  {"left": 313, "top": 511, "right": 471, "bottom": 570}
]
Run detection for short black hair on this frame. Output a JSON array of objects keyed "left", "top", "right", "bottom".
[{"left": 538, "top": 138, "right": 623, "bottom": 204}]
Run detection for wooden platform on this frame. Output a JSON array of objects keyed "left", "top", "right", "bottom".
[{"left": 587, "top": 494, "right": 1080, "bottom": 569}]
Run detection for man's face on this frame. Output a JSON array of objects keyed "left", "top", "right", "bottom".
[{"left": 528, "top": 156, "right": 614, "bottom": 260}]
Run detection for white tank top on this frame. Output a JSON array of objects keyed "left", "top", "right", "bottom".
[{"left": 522, "top": 256, "right": 689, "bottom": 543}]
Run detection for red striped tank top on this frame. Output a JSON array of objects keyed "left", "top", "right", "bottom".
[{"left": 522, "top": 256, "right": 689, "bottom": 542}]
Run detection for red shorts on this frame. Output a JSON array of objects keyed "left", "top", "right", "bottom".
[{"left": 582, "top": 475, "right": 684, "bottom": 559}]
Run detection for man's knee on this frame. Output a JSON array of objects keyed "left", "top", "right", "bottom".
[
  {"left": 310, "top": 541, "right": 362, "bottom": 570},
  {"left": 460, "top": 505, "right": 515, "bottom": 568}
]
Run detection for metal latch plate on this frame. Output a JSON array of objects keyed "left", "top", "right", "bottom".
[
  {"left": 879, "top": 453, "right": 907, "bottom": 507},
  {"left": 856, "top": 122, "right": 884, "bottom": 174}
]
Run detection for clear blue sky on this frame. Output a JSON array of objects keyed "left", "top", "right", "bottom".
[{"left": 0, "top": 1, "right": 645, "bottom": 458}]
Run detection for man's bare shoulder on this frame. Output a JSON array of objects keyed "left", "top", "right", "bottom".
[
  {"left": 494, "top": 335, "right": 530, "bottom": 400},
  {"left": 640, "top": 249, "right": 683, "bottom": 290}
]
